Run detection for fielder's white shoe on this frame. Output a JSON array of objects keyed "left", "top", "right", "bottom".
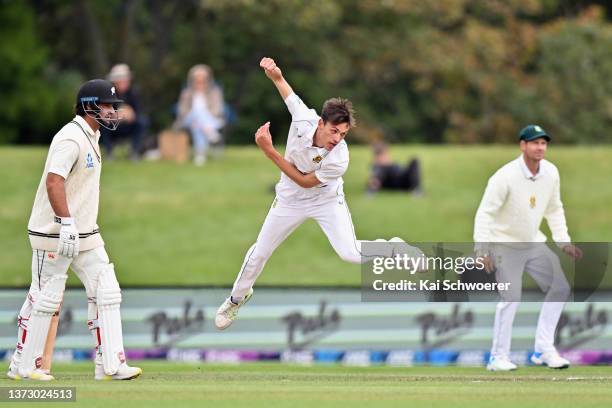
[
  {"left": 486, "top": 356, "right": 518, "bottom": 371},
  {"left": 95, "top": 363, "right": 142, "bottom": 380},
  {"left": 215, "top": 288, "right": 254, "bottom": 330},
  {"left": 531, "top": 351, "right": 570, "bottom": 369}
]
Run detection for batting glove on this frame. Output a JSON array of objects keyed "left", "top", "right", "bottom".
[{"left": 57, "top": 217, "right": 79, "bottom": 258}]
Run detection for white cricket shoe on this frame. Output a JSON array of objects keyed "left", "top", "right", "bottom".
[
  {"left": 389, "top": 237, "right": 426, "bottom": 271},
  {"left": 531, "top": 351, "right": 570, "bottom": 369},
  {"left": 215, "top": 288, "right": 254, "bottom": 330},
  {"left": 6, "top": 363, "right": 22, "bottom": 380},
  {"left": 486, "top": 356, "right": 518, "bottom": 371},
  {"left": 95, "top": 362, "right": 142, "bottom": 380},
  {"left": 16, "top": 368, "right": 55, "bottom": 381}
]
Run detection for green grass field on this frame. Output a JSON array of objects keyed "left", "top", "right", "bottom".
[
  {"left": 1, "top": 145, "right": 611, "bottom": 287},
  {"left": 1, "top": 362, "right": 611, "bottom": 407}
]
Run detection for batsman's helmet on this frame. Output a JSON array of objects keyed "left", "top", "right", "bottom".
[{"left": 75, "top": 79, "right": 123, "bottom": 130}]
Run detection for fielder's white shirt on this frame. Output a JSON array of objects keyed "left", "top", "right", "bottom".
[
  {"left": 28, "top": 115, "right": 105, "bottom": 251},
  {"left": 275, "top": 93, "right": 350, "bottom": 205},
  {"left": 474, "top": 155, "right": 571, "bottom": 245}
]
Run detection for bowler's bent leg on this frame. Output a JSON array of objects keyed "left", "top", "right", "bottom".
[
  {"left": 231, "top": 201, "right": 307, "bottom": 300},
  {"left": 311, "top": 197, "right": 393, "bottom": 264}
]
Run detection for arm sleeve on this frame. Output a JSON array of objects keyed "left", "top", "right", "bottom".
[
  {"left": 284, "top": 92, "right": 318, "bottom": 120},
  {"left": 315, "top": 159, "right": 349, "bottom": 184},
  {"left": 47, "top": 140, "right": 80, "bottom": 179},
  {"left": 473, "top": 172, "right": 509, "bottom": 245},
  {"left": 544, "top": 173, "right": 571, "bottom": 245}
]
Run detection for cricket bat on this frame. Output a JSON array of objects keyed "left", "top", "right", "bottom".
[{"left": 41, "top": 311, "right": 60, "bottom": 372}]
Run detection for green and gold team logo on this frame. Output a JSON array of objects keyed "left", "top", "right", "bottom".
[
  {"left": 529, "top": 195, "right": 536, "bottom": 209},
  {"left": 312, "top": 155, "right": 323, "bottom": 163}
]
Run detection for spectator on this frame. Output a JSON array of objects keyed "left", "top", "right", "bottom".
[
  {"left": 174, "top": 64, "right": 225, "bottom": 166},
  {"left": 367, "top": 142, "right": 422, "bottom": 195},
  {"left": 101, "top": 64, "right": 146, "bottom": 161}
]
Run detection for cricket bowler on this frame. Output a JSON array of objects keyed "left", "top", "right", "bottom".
[
  {"left": 7, "top": 79, "right": 141, "bottom": 381},
  {"left": 474, "top": 125, "right": 583, "bottom": 371},
  {"left": 215, "top": 57, "right": 422, "bottom": 329}
]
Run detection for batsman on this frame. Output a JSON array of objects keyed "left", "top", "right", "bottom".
[{"left": 6, "top": 79, "right": 141, "bottom": 381}]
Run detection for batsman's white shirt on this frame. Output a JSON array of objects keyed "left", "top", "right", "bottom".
[
  {"left": 275, "top": 92, "right": 349, "bottom": 205},
  {"left": 28, "top": 115, "right": 104, "bottom": 251},
  {"left": 474, "top": 155, "right": 570, "bottom": 245}
]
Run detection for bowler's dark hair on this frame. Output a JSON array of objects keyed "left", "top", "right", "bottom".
[{"left": 321, "top": 98, "right": 356, "bottom": 127}]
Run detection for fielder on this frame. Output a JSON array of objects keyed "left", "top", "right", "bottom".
[
  {"left": 215, "top": 57, "right": 422, "bottom": 329},
  {"left": 7, "top": 79, "right": 141, "bottom": 381},
  {"left": 474, "top": 125, "right": 583, "bottom": 371}
]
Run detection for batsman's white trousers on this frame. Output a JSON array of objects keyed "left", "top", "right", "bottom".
[
  {"left": 490, "top": 244, "right": 571, "bottom": 358},
  {"left": 11, "top": 247, "right": 109, "bottom": 369},
  {"left": 231, "top": 195, "right": 383, "bottom": 300}
]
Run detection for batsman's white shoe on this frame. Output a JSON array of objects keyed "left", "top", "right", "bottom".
[
  {"left": 215, "top": 288, "right": 254, "bottom": 330},
  {"left": 6, "top": 364, "right": 22, "bottom": 380},
  {"left": 95, "top": 363, "right": 142, "bottom": 380},
  {"left": 486, "top": 356, "right": 518, "bottom": 371},
  {"left": 531, "top": 351, "right": 570, "bottom": 369},
  {"left": 18, "top": 368, "right": 55, "bottom": 381}
]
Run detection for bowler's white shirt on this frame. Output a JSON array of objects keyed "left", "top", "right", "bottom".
[
  {"left": 474, "top": 155, "right": 571, "bottom": 245},
  {"left": 275, "top": 93, "right": 349, "bottom": 205}
]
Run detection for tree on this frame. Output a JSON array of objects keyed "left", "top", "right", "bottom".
[
  {"left": 536, "top": 8, "right": 612, "bottom": 143},
  {"left": 0, "top": 0, "right": 80, "bottom": 144},
  {"left": 4, "top": 0, "right": 612, "bottom": 145}
]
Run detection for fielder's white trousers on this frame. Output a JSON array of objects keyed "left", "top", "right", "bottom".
[
  {"left": 490, "top": 244, "right": 571, "bottom": 358},
  {"left": 11, "top": 247, "right": 110, "bottom": 369},
  {"left": 231, "top": 195, "right": 381, "bottom": 300}
]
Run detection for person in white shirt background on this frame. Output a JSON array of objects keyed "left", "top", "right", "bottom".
[
  {"left": 7, "top": 79, "right": 141, "bottom": 381},
  {"left": 474, "top": 124, "right": 583, "bottom": 371},
  {"left": 215, "top": 57, "right": 422, "bottom": 329}
]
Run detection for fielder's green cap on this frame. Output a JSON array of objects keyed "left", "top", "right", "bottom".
[{"left": 519, "top": 124, "right": 550, "bottom": 142}]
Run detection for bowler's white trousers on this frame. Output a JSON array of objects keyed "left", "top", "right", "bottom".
[
  {"left": 490, "top": 244, "right": 571, "bottom": 358},
  {"left": 231, "top": 195, "right": 385, "bottom": 300}
]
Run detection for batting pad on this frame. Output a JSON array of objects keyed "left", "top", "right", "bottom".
[
  {"left": 96, "top": 264, "right": 125, "bottom": 375},
  {"left": 19, "top": 274, "right": 67, "bottom": 377}
]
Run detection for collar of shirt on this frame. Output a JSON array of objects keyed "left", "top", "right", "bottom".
[
  {"left": 299, "top": 118, "right": 317, "bottom": 146},
  {"left": 73, "top": 115, "right": 101, "bottom": 143},
  {"left": 518, "top": 155, "right": 545, "bottom": 180},
  {"left": 299, "top": 118, "right": 329, "bottom": 155}
]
